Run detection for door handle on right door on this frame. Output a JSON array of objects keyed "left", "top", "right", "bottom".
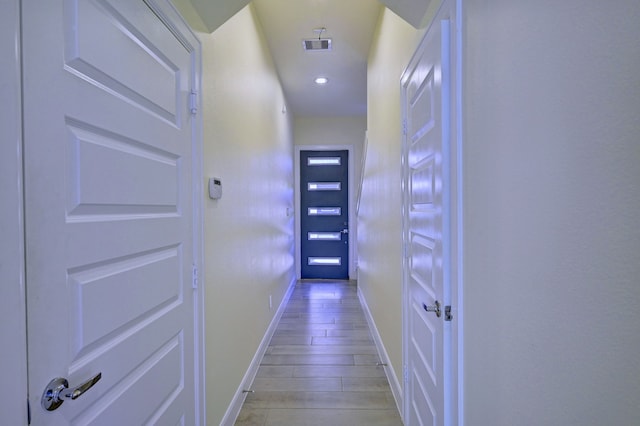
[{"left": 423, "top": 300, "right": 441, "bottom": 318}]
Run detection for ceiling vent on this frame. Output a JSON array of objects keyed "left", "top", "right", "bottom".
[{"left": 303, "top": 38, "right": 332, "bottom": 51}]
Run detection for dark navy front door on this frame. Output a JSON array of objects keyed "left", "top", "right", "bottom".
[{"left": 300, "top": 150, "right": 349, "bottom": 279}]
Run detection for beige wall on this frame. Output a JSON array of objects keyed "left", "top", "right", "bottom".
[
  {"left": 462, "top": 0, "right": 640, "bottom": 424},
  {"left": 294, "top": 115, "right": 367, "bottom": 204},
  {"left": 359, "top": 8, "right": 424, "bottom": 392},
  {"left": 173, "top": 2, "right": 295, "bottom": 424}
]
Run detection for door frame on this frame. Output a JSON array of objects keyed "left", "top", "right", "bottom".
[
  {"left": 294, "top": 145, "right": 356, "bottom": 280},
  {"left": 0, "top": 0, "right": 206, "bottom": 422},
  {"left": 150, "top": 1, "right": 207, "bottom": 423},
  {"left": 400, "top": 0, "right": 463, "bottom": 424},
  {"left": 0, "top": 0, "right": 28, "bottom": 423},
  {"left": 141, "top": 2, "right": 206, "bottom": 422}
]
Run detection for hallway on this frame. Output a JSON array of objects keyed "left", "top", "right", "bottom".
[{"left": 235, "top": 280, "right": 402, "bottom": 425}]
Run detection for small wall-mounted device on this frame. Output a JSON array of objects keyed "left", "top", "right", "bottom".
[{"left": 208, "top": 177, "right": 222, "bottom": 200}]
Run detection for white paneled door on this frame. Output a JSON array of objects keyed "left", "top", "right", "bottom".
[
  {"left": 23, "top": 0, "right": 200, "bottom": 423},
  {"left": 401, "top": 5, "right": 454, "bottom": 425}
]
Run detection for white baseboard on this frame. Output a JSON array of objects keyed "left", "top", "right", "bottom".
[
  {"left": 220, "top": 276, "right": 297, "bottom": 426},
  {"left": 357, "top": 287, "right": 404, "bottom": 420}
]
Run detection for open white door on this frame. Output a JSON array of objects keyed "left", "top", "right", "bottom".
[
  {"left": 401, "top": 1, "right": 458, "bottom": 424},
  {"left": 23, "top": 0, "right": 201, "bottom": 423}
]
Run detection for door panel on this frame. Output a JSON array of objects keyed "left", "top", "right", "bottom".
[
  {"left": 402, "top": 16, "right": 451, "bottom": 426},
  {"left": 300, "top": 150, "right": 349, "bottom": 279},
  {"left": 23, "top": 1, "right": 196, "bottom": 423}
]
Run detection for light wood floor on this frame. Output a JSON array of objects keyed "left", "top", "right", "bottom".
[{"left": 235, "top": 280, "right": 403, "bottom": 426}]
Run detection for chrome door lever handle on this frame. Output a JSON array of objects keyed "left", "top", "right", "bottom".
[
  {"left": 42, "top": 372, "right": 102, "bottom": 411},
  {"left": 423, "top": 300, "right": 441, "bottom": 318}
]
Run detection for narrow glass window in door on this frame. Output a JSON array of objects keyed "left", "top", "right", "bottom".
[
  {"left": 308, "top": 207, "right": 341, "bottom": 216},
  {"left": 308, "top": 182, "right": 341, "bottom": 191},
  {"left": 308, "top": 232, "right": 342, "bottom": 241},
  {"left": 308, "top": 157, "right": 341, "bottom": 166},
  {"left": 308, "top": 257, "right": 342, "bottom": 266}
]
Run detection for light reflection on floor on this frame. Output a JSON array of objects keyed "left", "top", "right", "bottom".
[{"left": 235, "top": 279, "right": 403, "bottom": 426}]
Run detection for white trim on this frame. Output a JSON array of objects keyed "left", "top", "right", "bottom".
[
  {"left": 441, "top": 17, "right": 455, "bottom": 426},
  {"left": 294, "top": 145, "right": 356, "bottom": 280},
  {"left": 132, "top": 2, "right": 207, "bottom": 423},
  {"left": 455, "top": 1, "right": 464, "bottom": 424},
  {"left": 356, "top": 131, "right": 368, "bottom": 216},
  {"left": 221, "top": 277, "right": 298, "bottom": 426},
  {"left": 357, "top": 287, "right": 404, "bottom": 419},
  {"left": 0, "top": 1, "right": 28, "bottom": 423}
]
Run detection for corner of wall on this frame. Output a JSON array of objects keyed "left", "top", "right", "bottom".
[
  {"left": 170, "top": 0, "right": 209, "bottom": 33},
  {"left": 357, "top": 287, "right": 404, "bottom": 420}
]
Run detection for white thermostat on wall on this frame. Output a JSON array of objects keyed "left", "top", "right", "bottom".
[{"left": 208, "top": 177, "right": 222, "bottom": 200}]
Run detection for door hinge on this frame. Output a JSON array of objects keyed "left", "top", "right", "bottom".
[
  {"left": 189, "top": 90, "right": 198, "bottom": 115},
  {"left": 27, "top": 397, "right": 31, "bottom": 424},
  {"left": 402, "top": 119, "right": 408, "bottom": 136},
  {"left": 403, "top": 364, "right": 409, "bottom": 383},
  {"left": 445, "top": 305, "right": 453, "bottom": 321},
  {"left": 192, "top": 264, "right": 199, "bottom": 289}
]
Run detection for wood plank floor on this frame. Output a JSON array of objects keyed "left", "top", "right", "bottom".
[{"left": 235, "top": 280, "right": 403, "bottom": 426}]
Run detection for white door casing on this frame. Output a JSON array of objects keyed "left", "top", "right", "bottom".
[
  {"left": 23, "top": 0, "right": 203, "bottom": 423},
  {"left": 401, "top": 0, "right": 459, "bottom": 424},
  {"left": 0, "top": 1, "right": 28, "bottom": 424}
]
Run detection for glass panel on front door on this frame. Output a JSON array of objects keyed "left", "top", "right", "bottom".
[
  {"left": 308, "top": 207, "right": 341, "bottom": 216},
  {"left": 308, "top": 257, "right": 342, "bottom": 266},
  {"left": 308, "top": 157, "right": 341, "bottom": 166},
  {"left": 308, "top": 182, "right": 341, "bottom": 191},
  {"left": 308, "top": 232, "right": 342, "bottom": 241}
]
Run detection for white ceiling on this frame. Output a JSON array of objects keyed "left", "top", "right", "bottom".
[
  {"left": 253, "top": 0, "right": 381, "bottom": 117},
  {"left": 188, "top": 0, "right": 432, "bottom": 117}
]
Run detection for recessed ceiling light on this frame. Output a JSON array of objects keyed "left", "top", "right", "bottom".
[{"left": 315, "top": 77, "right": 329, "bottom": 85}]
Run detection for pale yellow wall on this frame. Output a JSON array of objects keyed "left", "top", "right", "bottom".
[
  {"left": 171, "top": 0, "right": 208, "bottom": 32},
  {"left": 359, "top": 8, "right": 424, "bottom": 390},
  {"left": 172, "top": 2, "right": 295, "bottom": 424},
  {"left": 294, "top": 116, "right": 366, "bottom": 147}
]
